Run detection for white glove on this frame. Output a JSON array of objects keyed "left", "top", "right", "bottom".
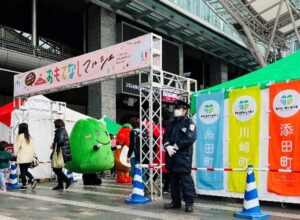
[
  {"left": 116, "top": 145, "right": 122, "bottom": 150},
  {"left": 166, "top": 145, "right": 177, "bottom": 157},
  {"left": 174, "top": 144, "right": 179, "bottom": 151}
]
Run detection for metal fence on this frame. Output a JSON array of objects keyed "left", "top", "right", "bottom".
[{"left": 0, "top": 37, "right": 72, "bottom": 62}]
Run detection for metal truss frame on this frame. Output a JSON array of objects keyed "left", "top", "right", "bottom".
[
  {"left": 10, "top": 32, "right": 197, "bottom": 201},
  {"left": 203, "top": 0, "right": 300, "bottom": 66},
  {"left": 139, "top": 67, "right": 197, "bottom": 200}
]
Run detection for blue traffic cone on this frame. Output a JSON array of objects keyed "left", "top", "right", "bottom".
[
  {"left": 234, "top": 165, "right": 270, "bottom": 219},
  {"left": 7, "top": 162, "right": 21, "bottom": 190},
  {"left": 125, "top": 165, "right": 151, "bottom": 204}
]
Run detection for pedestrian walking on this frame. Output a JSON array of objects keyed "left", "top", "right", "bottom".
[
  {"left": 51, "top": 119, "right": 72, "bottom": 190},
  {"left": 14, "top": 123, "right": 37, "bottom": 190}
]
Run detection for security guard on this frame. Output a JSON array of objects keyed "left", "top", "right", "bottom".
[{"left": 163, "top": 100, "right": 197, "bottom": 212}]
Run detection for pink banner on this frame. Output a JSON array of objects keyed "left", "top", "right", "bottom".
[{"left": 14, "top": 34, "right": 153, "bottom": 97}]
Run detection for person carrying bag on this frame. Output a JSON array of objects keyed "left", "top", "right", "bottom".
[
  {"left": 51, "top": 145, "right": 64, "bottom": 168},
  {"left": 51, "top": 119, "right": 72, "bottom": 190}
]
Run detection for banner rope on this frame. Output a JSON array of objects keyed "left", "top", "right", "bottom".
[{"left": 139, "top": 164, "right": 300, "bottom": 173}]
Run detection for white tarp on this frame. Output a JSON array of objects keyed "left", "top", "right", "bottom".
[
  {"left": 0, "top": 95, "right": 90, "bottom": 179},
  {"left": 0, "top": 123, "right": 9, "bottom": 142}
]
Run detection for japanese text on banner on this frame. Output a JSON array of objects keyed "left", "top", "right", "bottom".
[{"left": 228, "top": 86, "right": 260, "bottom": 193}]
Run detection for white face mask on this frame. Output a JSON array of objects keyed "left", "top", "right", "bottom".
[{"left": 174, "top": 109, "right": 183, "bottom": 117}]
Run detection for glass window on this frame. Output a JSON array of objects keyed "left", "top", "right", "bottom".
[{"left": 167, "top": 0, "right": 243, "bottom": 43}]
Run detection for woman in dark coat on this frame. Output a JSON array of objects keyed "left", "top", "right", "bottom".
[{"left": 51, "top": 119, "right": 72, "bottom": 190}]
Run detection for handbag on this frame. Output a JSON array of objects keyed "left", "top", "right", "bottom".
[
  {"left": 51, "top": 146, "right": 65, "bottom": 168},
  {"left": 30, "top": 153, "right": 39, "bottom": 168}
]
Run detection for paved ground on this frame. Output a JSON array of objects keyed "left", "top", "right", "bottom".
[{"left": 0, "top": 177, "right": 300, "bottom": 220}]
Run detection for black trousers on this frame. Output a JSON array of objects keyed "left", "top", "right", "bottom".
[
  {"left": 170, "top": 172, "right": 195, "bottom": 207},
  {"left": 19, "top": 163, "right": 34, "bottom": 186},
  {"left": 163, "top": 173, "right": 171, "bottom": 191},
  {"left": 53, "top": 168, "right": 69, "bottom": 187},
  {"left": 82, "top": 174, "right": 102, "bottom": 185}
]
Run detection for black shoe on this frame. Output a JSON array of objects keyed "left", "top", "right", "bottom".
[
  {"left": 144, "top": 189, "right": 151, "bottom": 195},
  {"left": 164, "top": 203, "right": 181, "bottom": 209},
  {"left": 144, "top": 190, "right": 155, "bottom": 196},
  {"left": 19, "top": 186, "right": 27, "bottom": 191},
  {"left": 52, "top": 185, "right": 63, "bottom": 190},
  {"left": 185, "top": 206, "right": 193, "bottom": 212},
  {"left": 31, "top": 179, "right": 37, "bottom": 189},
  {"left": 65, "top": 179, "right": 73, "bottom": 189},
  {"left": 163, "top": 188, "right": 169, "bottom": 194}
]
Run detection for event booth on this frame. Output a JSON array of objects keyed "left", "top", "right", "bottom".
[
  {"left": 0, "top": 95, "right": 90, "bottom": 179},
  {"left": 191, "top": 50, "right": 300, "bottom": 203}
]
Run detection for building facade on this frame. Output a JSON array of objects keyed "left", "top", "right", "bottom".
[{"left": 0, "top": 0, "right": 255, "bottom": 122}]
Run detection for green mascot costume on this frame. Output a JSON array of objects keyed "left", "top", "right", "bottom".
[{"left": 65, "top": 118, "right": 114, "bottom": 174}]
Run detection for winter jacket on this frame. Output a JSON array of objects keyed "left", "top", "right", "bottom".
[
  {"left": 163, "top": 116, "right": 197, "bottom": 173},
  {"left": 127, "top": 128, "right": 140, "bottom": 159},
  {"left": 52, "top": 127, "right": 71, "bottom": 163},
  {"left": 127, "top": 128, "right": 149, "bottom": 162},
  {"left": 0, "top": 151, "right": 14, "bottom": 169},
  {"left": 14, "top": 134, "right": 35, "bottom": 164}
]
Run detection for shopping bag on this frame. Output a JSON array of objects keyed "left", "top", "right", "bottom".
[{"left": 51, "top": 147, "right": 65, "bottom": 168}]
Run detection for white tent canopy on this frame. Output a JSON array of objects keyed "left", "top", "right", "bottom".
[{"left": 0, "top": 95, "right": 90, "bottom": 179}]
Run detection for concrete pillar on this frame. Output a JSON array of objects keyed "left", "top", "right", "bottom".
[
  {"left": 1, "top": 26, "right": 5, "bottom": 38},
  {"left": 178, "top": 43, "right": 184, "bottom": 75},
  {"left": 221, "top": 62, "right": 228, "bottom": 83},
  {"left": 83, "top": 5, "right": 87, "bottom": 53},
  {"left": 32, "top": 0, "right": 37, "bottom": 47},
  {"left": 209, "top": 57, "right": 228, "bottom": 86},
  {"left": 87, "top": 6, "right": 117, "bottom": 121}
]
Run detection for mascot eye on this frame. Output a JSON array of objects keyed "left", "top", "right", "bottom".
[{"left": 96, "top": 130, "right": 100, "bottom": 136}]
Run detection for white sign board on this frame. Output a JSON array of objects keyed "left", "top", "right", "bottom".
[{"left": 14, "top": 33, "right": 154, "bottom": 97}]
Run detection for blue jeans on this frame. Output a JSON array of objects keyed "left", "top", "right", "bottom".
[
  {"left": 0, "top": 169, "right": 6, "bottom": 190},
  {"left": 129, "top": 157, "right": 148, "bottom": 183},
  {"left": 129, "top": 157, "right": 136, "bottom": 178}
]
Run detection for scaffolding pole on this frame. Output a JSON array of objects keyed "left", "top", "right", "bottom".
[{"left": 140, "top": 63, "right": 197, "bottom": 200}]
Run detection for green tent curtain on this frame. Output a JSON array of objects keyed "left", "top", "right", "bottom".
[
  {"left": 191, "top": 50, "right": 300, "bottom": 114},
  {"left": 103, "top": 117, "right": 122, "bottom": 135}
]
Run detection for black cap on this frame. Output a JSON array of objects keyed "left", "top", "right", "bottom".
[{"left": 173, "top": 100, "right": 190, "bottom": 109}]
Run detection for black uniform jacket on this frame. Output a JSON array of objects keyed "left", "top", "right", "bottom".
[{"left": 163, "top": 116, "right": 197, "bottom": 173}]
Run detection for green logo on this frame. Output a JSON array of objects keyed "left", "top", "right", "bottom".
[
  {"left": 280, "top": 94, "right": 293, "bottom": 106},
  {"left": 204, "top": 104, "right": 213, "bottom": 113},
  {"left": 238, "top": 100, "right": 249, "bottom": 110}
]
